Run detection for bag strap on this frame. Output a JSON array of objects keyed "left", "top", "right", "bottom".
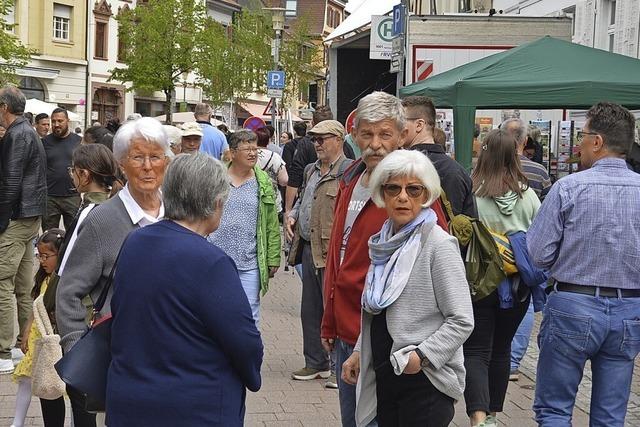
[
  {"left": 262, "top": 150, "right": 275, "bottom": 171},
  {"left": 33, "top": 294, "right": 54, "bottom": 337},
  {"left": 91, "top": 235, "right": 129, "bottom": 320}
]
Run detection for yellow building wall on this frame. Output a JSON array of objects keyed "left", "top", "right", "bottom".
[{"left": 20, "top": 0, "right": 86, "bottom": 60}]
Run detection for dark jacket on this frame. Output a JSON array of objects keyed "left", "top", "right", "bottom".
[
  {"left": 288, "top": 135, "right": 356, "bottom": 188},
  {"left": 410, "top": 143, "right": 476, "bottom": 218},
  {"left": 0, "top": 115, "right": 47, "bottom": 232},
  {"left": 282, "top": 137, "right": 299, "bottom": 173},
  {"left": 107, "top": 220, "right": 262, "bottom": 426}
]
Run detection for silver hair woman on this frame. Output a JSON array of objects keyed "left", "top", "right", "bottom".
[
  {"left": 56, "top": 116, "right": 171, "bottom": 424},
  {"left": 346, "top": 150, "right": 474, "bottom": 427},
  {"left": 107, "top": 153, "right": 263, "bottom": 426}
]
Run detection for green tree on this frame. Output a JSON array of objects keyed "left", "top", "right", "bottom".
[
  {"left": 0, "top": 0, "right": 33, "bottom": 86},
  {"left": 197, "top": 8, "right": 272, "bottom": 107},
  {"left": 279, "top": 16, "right": 322, "bottom": 107},
  {"left": 111, "top": 0, "right": 212, "bottom": 124}
]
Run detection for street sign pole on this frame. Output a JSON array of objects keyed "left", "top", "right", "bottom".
[{"left": 393, "top": 0, "right": 410, "bottom": 97}]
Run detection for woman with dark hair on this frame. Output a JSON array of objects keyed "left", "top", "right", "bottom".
[
  {"left": 464, "top": 128, "right": 540, "bottom": 427},
  {"left": 255, "top": 127, "right": 288, "bottom": 213},
  {"left": 82, "top": 126, "right": 114, "bottom": 151}
]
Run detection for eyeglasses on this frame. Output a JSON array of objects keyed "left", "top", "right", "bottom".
[
  {"left": 67, "top": 166, "right": 76, "bottom": 177},
  {"left": 311, "top": 135, "right": 336, "bottom": 146},
  {"left": 382, "top": 183, "right": 426, "bottom": 198},
  {"left": 405, "top": 117, "right": 424, "bottom": 121},
  {"left": 36, "top": 253, "right": 57, "bottom": 261},
  {"left": 127, "top": 154, "right": 167, "bottom": 167},
  {"left": 234, "top": 147, "right": 258, "bottom": 154},
  {"left": 577, "top": 130, "right": 599, "bottom": 143}
]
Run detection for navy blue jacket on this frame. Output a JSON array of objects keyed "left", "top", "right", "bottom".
[{"left": 107, "top": 220, "right": 263, "bottom": 426}]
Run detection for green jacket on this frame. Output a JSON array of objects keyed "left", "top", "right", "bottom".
[{"left": 254, "top": 165, "right": 281, "bottom": 295}]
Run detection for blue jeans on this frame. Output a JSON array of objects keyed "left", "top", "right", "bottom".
[
  {"left": 534, "top": 290, "right": 640, "bottom": 426},
  {"left": 238, "top": 268, "right": 261, "bottom": 327},
  {"left": 510, "top": 299, "right": 534, "bottom": 372},
  {"left": 335, "top": 339, "right": 377, "bottom": 427}
]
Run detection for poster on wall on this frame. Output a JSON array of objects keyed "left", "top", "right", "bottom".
[
  {"left": 530, "top": 120, "right": 552, "bottom": 171},
  {"left": 474, "top": 117, "right": 493, "bottom": 159}
]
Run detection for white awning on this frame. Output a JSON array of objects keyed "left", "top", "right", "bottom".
[
  {"left": 24, "top": 98, "right": 81, "bottom": 122},
  {"left": 324, "top": 0, "right": 399, "bottom": 42},
  {"left": 14, "top": 66, "right": 60, "bottom": 80}
]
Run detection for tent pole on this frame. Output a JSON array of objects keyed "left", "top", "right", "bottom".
[{"left": 453, "top": 106, "right": 476, "bottom": 171}]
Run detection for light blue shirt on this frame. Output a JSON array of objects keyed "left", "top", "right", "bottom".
[
  {"left": 197, "top": 121, "right": 228, "bottom": 160},
  {"left": 527, "top": 157, "right": 640, "bottom": 289}
]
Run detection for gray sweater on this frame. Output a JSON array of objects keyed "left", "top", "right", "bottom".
[
  {"left": 354, "top": 224, "right": 474, "bottom": 427},
  {"left": 56, "top": 196, "right": 136, "bottom": 352}
]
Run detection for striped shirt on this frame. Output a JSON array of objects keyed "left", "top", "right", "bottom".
[
  {"left": 527, "top": 157, "right": 640, "bottom": 289},
  {"left": 520, "top": 155, "right": 551, "bottom": 199}
]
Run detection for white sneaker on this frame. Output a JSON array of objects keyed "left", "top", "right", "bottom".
[
  {"left": 0, "top": 358, "right": 14, "bottom": 374},
  {"left": 11, "top": 347, "right": 24, "bottom": 362}
]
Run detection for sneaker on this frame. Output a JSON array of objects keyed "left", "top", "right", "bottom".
[
  {"left": 325, "top": 373, "right": 338, "bottom": 389},
  {"left": 11, "top": 347, "right": 24, "bottom": 363},
  {"left": 509, "top": 370, "right": 519, "bottom": 381},
  {"left": 484, "top": 415, "right": 497, "bottom": 426},
  {"left": 291, "top": 367, "right": 331, "bottom": 381},
  {"left": 0, "top": 358, "right": 14, "bottom": 374}
]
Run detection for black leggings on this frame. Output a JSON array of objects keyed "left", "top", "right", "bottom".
[
  {"left": 40, "top": 397, "right": 65, "bottom": 427},
  {"left": 375, "top": 364, "right": 455, "bottom": 427},
  {"left": 463, "top": 291, "right": 530, "bottom": 416},
  {"left": 67, "top": 385, "right": 97, "bottom": 427}
]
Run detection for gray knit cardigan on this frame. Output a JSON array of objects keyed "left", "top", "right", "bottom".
[
  {"left": 56, "top": 196, "right": 136, "bottom": 352},
  {"left": 354, "top": 224, "right": 474, "bottom": 427}
]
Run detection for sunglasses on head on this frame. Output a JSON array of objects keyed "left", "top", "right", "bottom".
[{"left": 382, "top": 183, "right": 426, "bottom": 198}]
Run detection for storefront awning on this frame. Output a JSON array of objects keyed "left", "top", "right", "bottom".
[
  {"left": 14, "top": 66, "right": 60, "bottom": 80},
  {"left": 325, "top": 0, "right": 398, "bottom": 42},
  {"left": 237, "top": 102, "right": 302, "bottom": 122}
]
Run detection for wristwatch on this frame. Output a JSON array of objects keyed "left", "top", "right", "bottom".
[{"left": 414, "top": 348, "right": 430, "bottom": 368}]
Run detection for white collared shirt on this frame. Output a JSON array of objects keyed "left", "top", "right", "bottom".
[{"left": 118, "top": 184, "right": 165, "bottom": 227}]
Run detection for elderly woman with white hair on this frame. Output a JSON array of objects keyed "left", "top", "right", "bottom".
[
  {"left": 106, "top": 153, "right": 263, "bottom": 426},
  {"left": 342, "top": 150, "right": 474, "bottom": 427},
  {"left": 56, "top": 117, "right": 170, "bottom": 426}
]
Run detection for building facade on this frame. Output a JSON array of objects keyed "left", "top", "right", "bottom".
[
  {"left": 495, "top": 0, "right": 640, "bottom": 60},
  {"left": 5, "top": 0, "right": 88, "bottom": 125}
]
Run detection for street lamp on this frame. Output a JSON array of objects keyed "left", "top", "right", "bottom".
[{"left": 264, "top": 7, "right": 285, "bottom": 137}]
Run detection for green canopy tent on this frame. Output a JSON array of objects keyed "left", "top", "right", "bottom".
[{"left": 399, "top": 36, "right": 640, "bottom": 170}]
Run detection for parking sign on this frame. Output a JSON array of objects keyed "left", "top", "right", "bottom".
[{"left": 267, "top": 71, "right": 285, "bottom": 89}]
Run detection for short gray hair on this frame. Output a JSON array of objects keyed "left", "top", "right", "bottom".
[
  {"left": 163, "top": 152, "right": 230, "bottom": 221},
  {"left": 113, "top": 117, "right": 170, "bottom": 162},
  {"left": 228, "top": 129, "right": 257, "bottom": 150},
  {"left": 0, "top": 86, "right": 26, "bottom": 115},
  {"left": 369, "top": 150, "right": 441, "bottom": 209},
  {"left": 354, "top": 91, "right": 405, "bottom": 131},
  {"left": 194, "top": 102, "right": 212, "bottom": 118},
  {"left": 502, "top": 118, "right": 527, "bottom": 145}
]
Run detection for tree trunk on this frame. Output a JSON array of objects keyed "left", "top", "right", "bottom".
[{"left": 164, "top": 89, "right": 173, "bottom": 124}]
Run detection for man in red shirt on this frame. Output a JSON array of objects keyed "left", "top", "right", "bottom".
[{"left": 321, "top": 91, "right": 447, "bottom": 426}]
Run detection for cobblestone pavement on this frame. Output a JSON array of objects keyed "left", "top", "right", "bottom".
[{"left": 1, "top": 267, "right": 638, "bottom": 426}]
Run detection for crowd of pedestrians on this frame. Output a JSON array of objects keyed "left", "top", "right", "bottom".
[{"left": 0, "top": 82, "right": 639, "bottom": 427}]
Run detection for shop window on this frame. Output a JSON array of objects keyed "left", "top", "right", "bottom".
[
  {"left": 3, "top": 0, "right": 15, "bottom": 32},
  {"left": 19, "top": 77, "right": 45, "bottom": 101},
  {"left": 53, "top": 3, "right": 71, "bottom": 41}
]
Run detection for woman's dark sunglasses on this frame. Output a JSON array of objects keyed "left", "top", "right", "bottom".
[{"left": 382, "top": 184, "right": 426, "bottom": 198}]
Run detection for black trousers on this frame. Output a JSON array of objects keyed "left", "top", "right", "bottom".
[
  {"left": 67, "top": 385, "right": 96, "bottom": 427},
  {"left": 375, "top": 364, "right": 454, "bottom": 427},
  {"left": 40, "top": 397, "right": 65, "bottom": 427},
  {"left": 463, "top": 291, "right": 530, "bottom": 415}
]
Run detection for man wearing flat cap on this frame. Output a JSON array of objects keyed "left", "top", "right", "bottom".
[
  {"left": 287, "top": 120, "right": 353, "bottom": 388},
  {"left": 180, "top": 122, "right": 204, "bottom": 155}
]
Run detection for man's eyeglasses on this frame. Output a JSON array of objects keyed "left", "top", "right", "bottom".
[
  {"left": 127, "top": 154, "right": 167, "bottom": 167},
  {"left": 67, "top": 166, "right": 76, "bottom": 177},
  {"left": 311, "top": 135, "right": 336, "bottom": 146},
  {"left": 577, "top": 131, "right": 599, "bottom": 143},
  {"left": 36, "top": 253, "right": 57, "bottom": 261},
  {"left": 382, "top": 183, "right": 426, "bottom": 198}
]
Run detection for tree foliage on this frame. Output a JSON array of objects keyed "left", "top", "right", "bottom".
[
  {"left": 0, "top": 0, "right": 33, "bottom": 86},
  {"left": 111, "top": 0, "right": 211, "bottom": 123},
  {"left": 112, "top": 0, "right": 323, "bottom": 120}
]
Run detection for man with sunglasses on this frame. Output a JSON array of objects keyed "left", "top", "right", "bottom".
[
  {"left": 402, "top": 96, "right": 476, "bottom": 218},
  {"left": 287, "top": 120, "right": 352, "bottom": 389},
  {"left": 528, "top": 102, "right": 640, "bottom": 426},
  {"left": 0, "top": 86, "right": 47, "bottom": 374}
]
